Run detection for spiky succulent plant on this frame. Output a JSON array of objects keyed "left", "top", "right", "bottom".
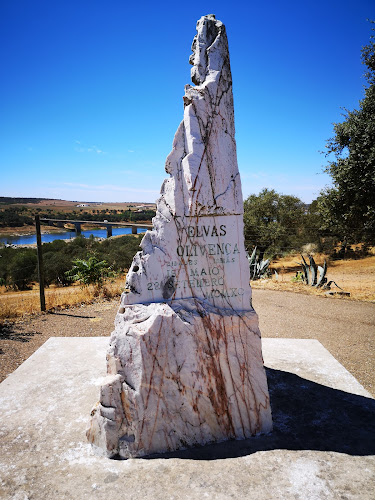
[
  {"left": 298, "top": 254, "right": 327, "bottom": 287},
  {"left": 247, "top": 247, "right": 270, "bottom": 280}
]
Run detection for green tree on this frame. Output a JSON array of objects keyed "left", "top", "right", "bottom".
[
  {"left": 243, "top": 188, "right": 307, "bottom": 258},
  {"left": 43, "top": 252, "right": 72, "bottom": 286},
  {"left": 0, "top": 246, "right": 17, "bottom": 287},
  {"left": 319, "top": 22, "right": 375, "bottom": 244},
  {"left": 65, "top": 255, "right": 115, "bottom": 287},
  {"left": 8, "top": 250, "right": 37, "bottom": 290},
  {"left": 0, "top": 207, "right": 33, "bottom": 227}
]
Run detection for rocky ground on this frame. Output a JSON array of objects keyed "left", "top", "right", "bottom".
[{"left": 0, "top": 289, "right": 374, "bottom": 395}]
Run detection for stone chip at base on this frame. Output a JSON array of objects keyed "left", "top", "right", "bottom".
[{"left": 87, "top": 300, "right": 272, "bottom": 458}]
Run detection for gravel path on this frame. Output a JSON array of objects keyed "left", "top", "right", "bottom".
[
  {"left": 1, "top": 290, "right": 374, "bottom": 395},
  {"left": 254, "top": 290, "right": 375, "bottom": 395}
]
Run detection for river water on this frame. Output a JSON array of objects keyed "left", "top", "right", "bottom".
[{"left": 0, "top": 227, "right": 147, "bottom": 246}]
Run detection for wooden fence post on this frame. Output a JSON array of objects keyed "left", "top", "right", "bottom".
[{"left": 35, "top": 215, "right": 46, "bottom": 311}]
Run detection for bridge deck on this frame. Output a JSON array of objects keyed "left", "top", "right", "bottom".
[{"left": 40, "top": 218, "right": 153, "bottom": 228}]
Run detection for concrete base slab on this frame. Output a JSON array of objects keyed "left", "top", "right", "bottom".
[{"left": 0, "top": 338, "right": 374, "bottom": 500}]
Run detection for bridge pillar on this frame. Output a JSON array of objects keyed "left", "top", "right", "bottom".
[
  {"left": 106, "top": 225, "right": 113, "bottom": 238},
  {"left": 57, "top": 221, "right": 64, "bottom": 228},
  {"left": 132, "top": 226, "right": 137, "bottom": 234},
  {"left": 74, "top": 223, "right": 82, "bottom": 235}
]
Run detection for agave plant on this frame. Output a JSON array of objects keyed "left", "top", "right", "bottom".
[
  {"left": 298, "top": 254, "right": 347, "bottom": 291},
  {"left": 247, "top": 247, "right": 270, "bottom": 280},
  {"left": 298, "top": 254, "right": 328, "bottom": 287}
]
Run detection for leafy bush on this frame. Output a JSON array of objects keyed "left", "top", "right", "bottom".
[
  {"left": 291, "top": 271, "right": 305, "bottom": 283},
  {"left": 8, "top": 250, "right": 37, "bottom": 290},
  {"left": 0, "top": 234, "right": 142, "bottom": 289},
  {"left": 43, "top": 251, "right": 72, "bottom": 286},
  {"left": 0, "top": 208, "right": 33, "bottom": 227},
  {"left": 65, "top": 255, "right": 115, "bottom": 287}
]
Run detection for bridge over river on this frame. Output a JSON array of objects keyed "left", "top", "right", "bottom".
[{"left": 40, "top": 218, "right": 153, "bottom": 238}]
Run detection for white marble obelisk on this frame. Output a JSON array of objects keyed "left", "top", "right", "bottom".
[{"left": 87, "top": 14, "right": 272, "bottom": 459}]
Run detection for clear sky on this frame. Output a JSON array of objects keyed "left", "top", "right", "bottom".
[{"left": 1, "top": 0, "right": 373, "bottom": 204}]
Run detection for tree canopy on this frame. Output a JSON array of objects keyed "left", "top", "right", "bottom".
[
  {"left": 243, "top": 188, "right": 307, "bottom": 258},
  {"left": 319, "top": 22, "right": 375, "bottom": 244},
  {"left": 0, "top": 235, "right": 141, "bottom": 290}
]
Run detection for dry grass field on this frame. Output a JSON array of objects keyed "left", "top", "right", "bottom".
[
  {"left": 0, "top": 276, "right": 125, "bottom": 321},
  {"left": 3, "top": 199, "right": 156, "bottom": 210},
  {"left": 0, "top": 252, "right": 374, "bottom": 323},
  {"left": 250, "top": 253, "right": 375, "bottom": 302}
]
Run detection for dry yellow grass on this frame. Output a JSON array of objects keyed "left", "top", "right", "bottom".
[
  {"left": 1, "top": 253, "right": 374, "bottom": 322},
  {"left": 252, "top": 253, "right": 375, "bottom": 302},
  {"left": 0, "top": 277, "right": 125, "bottom": 321}
]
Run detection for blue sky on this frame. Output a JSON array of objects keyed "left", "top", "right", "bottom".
[{"left": 1, "top": 0, "right": 373, "bottom": 204}]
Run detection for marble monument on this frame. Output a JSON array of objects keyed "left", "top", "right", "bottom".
[{"left": 87, "top": 14, "right": 272, "bottom": 459}]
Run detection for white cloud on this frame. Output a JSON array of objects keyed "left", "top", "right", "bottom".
[{"left": 74, "top": 141, "right": 106, "bottom": 155}]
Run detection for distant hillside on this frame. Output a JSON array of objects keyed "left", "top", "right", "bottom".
[{"left": 0, "top": 197, "right": 58, "bottom": 205}]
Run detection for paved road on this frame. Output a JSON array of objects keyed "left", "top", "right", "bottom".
[{"left": 1, "top": 289, "right": 374, "bottom": 394}]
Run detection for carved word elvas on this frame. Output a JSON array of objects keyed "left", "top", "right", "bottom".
[{"left": 185, "top": 224, "right": 227, "bottom": 237}]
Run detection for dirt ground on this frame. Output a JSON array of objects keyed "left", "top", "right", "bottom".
[{"left": 1, "top": 289, "right": 374, "bottom": 396}]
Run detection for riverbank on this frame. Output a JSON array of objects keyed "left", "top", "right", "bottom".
[
  {"left": 0, "top": 224, "right": 67, "bottom": 237},
  {"left": 0, "top": 222, "right": 123, "bottom": 238},
  {"left": 0, "top": 225, "right": 147, "bottom": 246}
]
